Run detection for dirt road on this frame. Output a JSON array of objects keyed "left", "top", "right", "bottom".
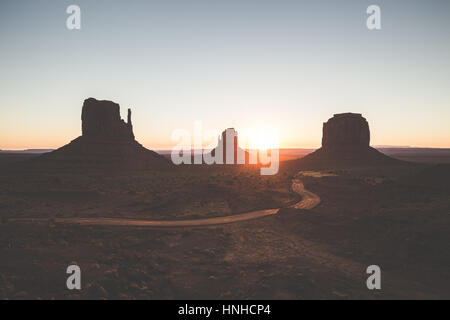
[
  {"left": 11, "top": 172, "right": 320, "bottom": 228},
  {"left": 290, "top": 177, "right": 321, "bottom": 209}
]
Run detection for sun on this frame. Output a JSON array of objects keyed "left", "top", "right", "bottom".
[{"left": 248, "top": 127, "right": 279, "bottom": 151}]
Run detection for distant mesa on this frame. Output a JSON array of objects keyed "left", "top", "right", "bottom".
[
  {"left": 190, "top": 128, "right": 250, "bottom": 164},
  {"left": 37, "top": 98, "right": 171, "bottom": 170},
  {"left": 210, "top": 128, "right": 250, "bottom": 164},
  {"left": 301, "top": 112, "right": 399, "bottom": 166},
  {"left": 0, "top": 149, "right": 53, "bottom": 154}
]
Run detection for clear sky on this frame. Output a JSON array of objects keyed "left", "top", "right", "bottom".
[{"left": 1, "top": 0, "right": 449, "bottom": 150}]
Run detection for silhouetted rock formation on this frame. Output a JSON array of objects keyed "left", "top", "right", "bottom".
[
  {"left": 202, "top": 128, "right": 251, "bottom": 164},
  {"left": 210, "top": 128, "right": 249, "bottom": 164},
  {"left": 36, "top": 98, "right": 171, "bottom": 171},
  {"left": 81, "top": 98, "right": 134, "bottom": 140},
  {"left": 322, "top": 113, "right": 370, "bottom": 150},
  {"left": 300, "top": 113, "right": 398, "bottom": 167}
]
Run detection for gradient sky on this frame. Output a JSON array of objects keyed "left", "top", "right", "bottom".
[{"left": 1, "top": 0, "right": 449, "bottom": 150}]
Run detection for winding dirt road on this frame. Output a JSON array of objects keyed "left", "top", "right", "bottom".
[
  {"left": 289, "top": 177, "right": 321, "bottom": 210},
  {"left": 11, "top": 172, "right": 320, "bottom": 228}
]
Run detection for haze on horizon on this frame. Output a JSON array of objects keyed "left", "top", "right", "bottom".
[{"left": 1, "top": 0, "right": 449, "bottom": 150}]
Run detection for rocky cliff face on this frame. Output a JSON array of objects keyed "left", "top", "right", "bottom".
[
  {"left": 322, "top": 113, "right": 370, "bottom": 150},
  {"left": 81, "top": 98, "right": 134, "bottom": 140}
]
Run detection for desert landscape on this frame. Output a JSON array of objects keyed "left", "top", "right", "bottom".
[
  {"left": 1, "top": 1, "right": 449, "bottom": 302},
  {"left": 0, "top": 99, "right": 449, "bottom": 299}
]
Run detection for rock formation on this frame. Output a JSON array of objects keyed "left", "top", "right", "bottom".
[
  {"left": 322, "top": 113, "right": 370, "bottom": 150},
  {"left": 209, "top": 128, "right": 250, "bottom": 164},
  {"left": 37, "top": 98, "right": 171, "bottom": 171},
  {"left": 81, "top": 98, "right": 134, "bottom": 140},
  {"left": 300, "top": 113, "right": 398, "bottom": 166}
]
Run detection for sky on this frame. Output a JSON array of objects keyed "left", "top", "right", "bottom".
[{"left": 1, "top": 0, "right": 449, "bottom": 150}]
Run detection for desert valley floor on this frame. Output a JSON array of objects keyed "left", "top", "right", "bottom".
[{"left": 0, "top": 152, "right": 449, "bottom": 299}]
